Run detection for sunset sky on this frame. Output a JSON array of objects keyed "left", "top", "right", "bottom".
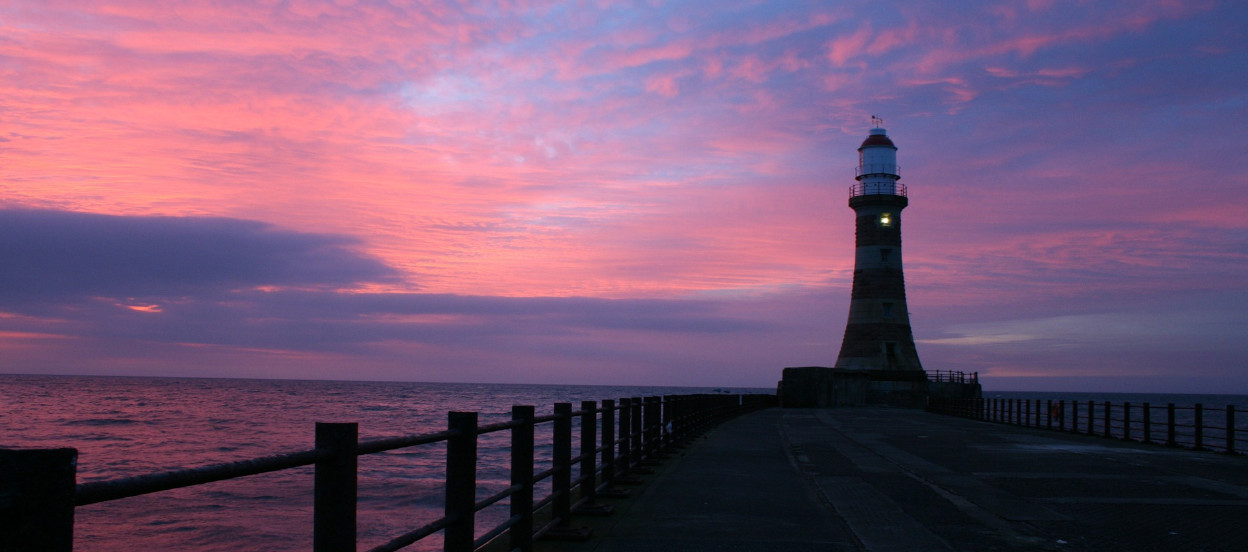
[{"left": 3, "top": 0, "right": 1245, "bottom": 393}]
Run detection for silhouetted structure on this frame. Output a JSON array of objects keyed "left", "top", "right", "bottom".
[
  {"left": 780, "top": 122, "right": 979, "bottom": 406},
  {"left": 835, "top": 122, "right": 922, "bottom": 371}
]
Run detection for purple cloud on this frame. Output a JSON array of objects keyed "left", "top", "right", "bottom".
[{"left": 0, "top": 209, "right": 400, "bottom": 304}]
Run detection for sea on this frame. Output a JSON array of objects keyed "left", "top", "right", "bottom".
[
  {"left": 0, "top": 375, "right": 768, "bottom": 551},
  {"left": 2, "top": 375, "right": 1244, "bottom": 551}
]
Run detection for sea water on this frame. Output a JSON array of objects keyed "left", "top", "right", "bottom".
[{"left": 1, "top": 375, "right": 758, "bottom": 551}]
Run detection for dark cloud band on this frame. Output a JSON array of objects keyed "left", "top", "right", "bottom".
[{"left": 0, "top": 209, "right": 399, "bottom": 304}]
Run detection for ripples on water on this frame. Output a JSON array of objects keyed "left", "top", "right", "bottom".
[{"left": 2, "top": 375, "right": 751, "bottom": 551}]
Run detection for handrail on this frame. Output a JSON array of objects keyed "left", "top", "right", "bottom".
[
  {"left": 928, "top": 397, "right": 1244, "bottom": 455},
  {"left": 74, "top": 447, "right": 329, "bottom": 506},
  {"left": 849, "top": 181, "right": 907, "bottom": 198},
  {"left": 926, "top": 370, "right": 978, "bottom": 384},
  {"left": 2, "top": 392, "right": 778, "bottom": 552}
]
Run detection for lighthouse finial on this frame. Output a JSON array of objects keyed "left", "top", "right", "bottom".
[{"left": 871, "top": 115, "right": 884, "bottom": 128}]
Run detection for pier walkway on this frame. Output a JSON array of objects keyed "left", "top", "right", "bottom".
[{"left": 547, "top": 407, "right": 1248, "bottom": 552}]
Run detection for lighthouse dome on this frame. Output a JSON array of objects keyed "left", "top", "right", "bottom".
[{"left": 859, "top": 128, "right": 896, "bottom": 150}]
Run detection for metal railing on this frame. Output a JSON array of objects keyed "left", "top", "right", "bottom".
[
  {"left": 848, "top": 182, "right": 907, "bottom": 198},
  {"left": 928, "top": 397, "right": 1245, "bottom": 455},
  {"left": 926, "top": 370, "right": 978, "bottom": 384},
  {"left": 1, "top": 393, "right": 776, "bottom": 552}
]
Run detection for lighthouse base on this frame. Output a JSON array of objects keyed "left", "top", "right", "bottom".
[{"left": 778, "top": 367, "right": 980, "bottom": 408}]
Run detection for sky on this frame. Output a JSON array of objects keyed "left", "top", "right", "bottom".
[{"left": 2, "top": 0, "right": 1246, "bottom": 393}]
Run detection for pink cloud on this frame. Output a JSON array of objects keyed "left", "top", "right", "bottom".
[{"left": 827, "top": 24, "right": 873, "bottom": 67}]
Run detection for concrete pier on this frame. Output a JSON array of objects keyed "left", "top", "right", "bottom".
[{"left": 547, "top": 408, "right": 1248, "bottom": 552}]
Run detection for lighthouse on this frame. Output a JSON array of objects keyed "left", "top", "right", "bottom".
[{"left": 833, "top": 119, "right": 923, "bottom": 371}]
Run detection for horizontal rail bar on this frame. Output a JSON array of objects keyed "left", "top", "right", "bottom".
[
  {"left": 355, "top": 428, "right": 458, "bottom": 455},
  {"left": 475, "top": 483, "right": 522, "bottom": 513},
  {"left": 75, "top": 448, "right": 327, "bottom": 506},
  {"left": 364, "top": 515, "right": 453, "bottom": 552},
  {"left": 473, "top": 513, "right": 523, "bottom": 550}
]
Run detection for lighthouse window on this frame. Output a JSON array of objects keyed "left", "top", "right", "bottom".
[
  {"left": 878, "top": 213, "right": 892, "bottom": 227},
  {"left": 882, "top": 302, "right": 894, "bottom": 318},
  {"left": 880, "top": 248, "right": 892, "bottom": 262}
]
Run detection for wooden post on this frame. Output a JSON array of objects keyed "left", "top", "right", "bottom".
[
  {"left": 630, "top": 397, "right": 643, "bottom": 467},
  {"left": 579, "top": 400, "right": 598, "bottom": 502},
  {"left": 543, "top": 404, "right": 591, "bottom": 541},
  {"left": 1194, "top": 404, "right": 1204, "bottom": 450},
  {"left": 1167, "top": 403, "right": 1177, "bottom": 447},
  {"left": 1123, "top": 403, "right": 1132, "bottom": 441},
  {"left": 1058, "top": 400, "right": 1066, "bottom": 432},
  {"left": 552, "top": 402, "right": 573, "bottom": 526},
  {"left": 510, "top": 405, "right": 535, "bottom": 552},
  {"left": 643, "top": 396, "right": 659, "bottom": 460},
  {"left": 660, "top": 396, "right": 673, "bottom": 452},
  {"left": 617, "top": 398, "right": 632, "bottom": 477},
  {"left": 601, "top": 399, "right": 616, "bottom": 485},
  {"left": 1143, "top": 403, "right": 1152, "bottom": 444},
  {"left": 1227, "top": 406, "right": 1236, "bottom": 455},
  {"left": 1086, "top": 401, "right": 1095, "bottom": 435},
  {"left": 0, "top": 448, "right": 77, "bottom": 552},
  {"left": 314, "top": 423, "right": 358, "bottom": 552},
  {"left": 1103, "top": 402, "right": 1112, "bottom": 438},
  {"left": 444, "top": 411, "right": 478, "bottom": 552}
]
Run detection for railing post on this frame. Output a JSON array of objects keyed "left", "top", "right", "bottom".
[
  {"left": 660, "top": 396, "right": 673, "bottom": 452},
  {"left": 545, "top": 403, "right": 591, "bottom": 541},
  {"left": 444, "top": 411, "right": 478, "bottom": 552},
  {"left": 1123, "top": 403, "right": 1132, "bottom": 441},
  {"left": 1194, "top": 404, "right": 1204, "bottom": 450},
  {"left": 1046, "top": 400, "right": 1054, "bottom": 430},
  {"left": 0, "top": 448, "right": 77, "bottom": 552},
  {"left": 1058, "top": 400, "right": 1066, "bottom": 432},
  {"left": 643, "top": 396, "right": 660, "bottom": 460},
  {"left": 552, "top": 402, "right": 573, "bottom": 526},
  {"left": 1227, "top": 406, "right": 1236, "bottom": 455},
  {"left": 314, "top": 422, "right": 358, "bottom": 552},
  {"left": 1143, "top": 403, "right": 1152, "bottom": 444},
  {"left": 1167, "top": 403, "right": 1177, "bottom": 447},
  {"left": 617, "top": 398, "right": 632, "bottom": 477},
  {"left": 1086, "top": 400, "right": 1094, "bottom": 435},
  {"left": 510, "top": 405, "right": 535, "bottom": 552},
  {"left": 579, "top": 400, "right": 599, "bottom": 503},
  {"left": 630, "top": 397, "right": 643, "bottom": 468},
  {"left": 1103, "top": 402, "right": 1112, "bottom": 438},
  {"left": 601, "top": 399, "right": 616, "bottom": 486}
]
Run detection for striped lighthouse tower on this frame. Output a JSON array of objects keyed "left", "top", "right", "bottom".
[{"left": 834, "top": 118, "right": 923, "bottom": 371}]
